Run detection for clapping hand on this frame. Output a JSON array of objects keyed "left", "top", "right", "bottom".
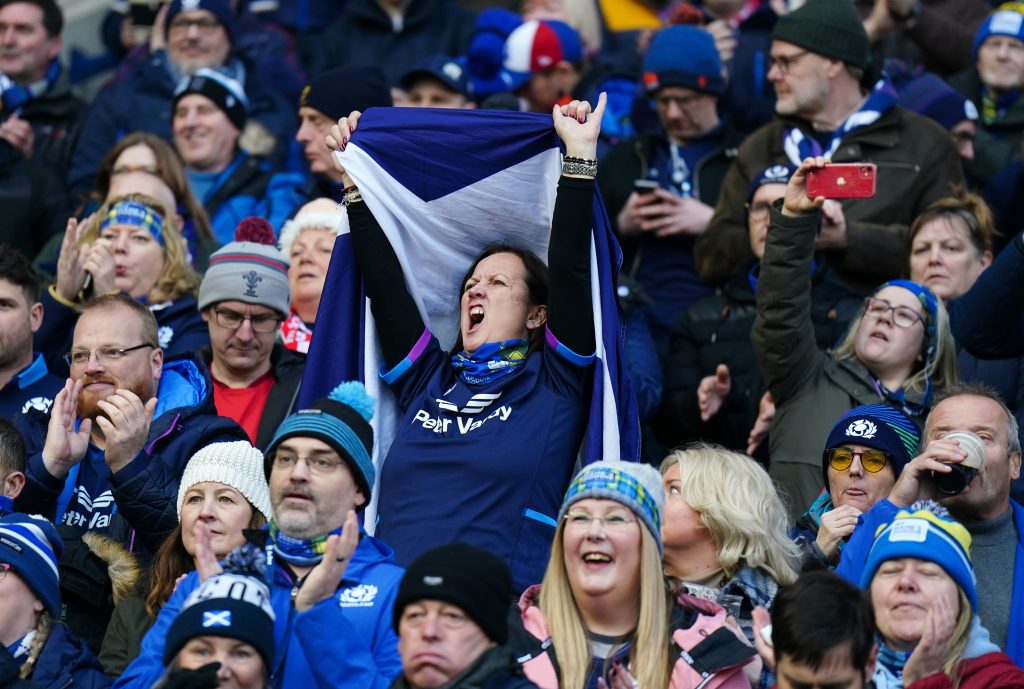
[
  {"left": 698, "top": 364, "right": 732, "bottom": 422},
  {"left": 96, "top": 388, "right": 157, "bottom": 473},
  {"left": 295, "top": 510, "right": 360, "bottom": 612},
  {"left": 42, "top": 378, "right": 92, "bottom": 478}
]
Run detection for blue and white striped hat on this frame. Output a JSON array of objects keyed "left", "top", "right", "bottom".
[{"left": 0, "top": 513, "right": 63, "bottom": 615}]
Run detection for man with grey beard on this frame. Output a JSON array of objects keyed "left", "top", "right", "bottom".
[
  {"left": 14, "top": 293, "right": 245, "bottom": 554},
  {"left": 67, "top": 0, "right": 294, "bottom": 198}
]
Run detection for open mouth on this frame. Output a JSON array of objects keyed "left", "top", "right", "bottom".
[
  {"left": 582, "top": 552, "right": 612, "bottom": 564},
  {"left": 869, "top": 331, "right": 889, "bottom": 342},
  {"left": 468, "top": 305, "right": 485, "bottom": 331}
]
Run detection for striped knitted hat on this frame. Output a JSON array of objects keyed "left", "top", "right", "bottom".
[
  {"left": 264, "top": 381, "right": 375, "bottom": 496},
  {"left": 0, "top": 513, "right": 63, "bottom": 616},
  {"left": 557, "top": 461, "right": 665, "bottom": 552},
  {"left": 822, "top": 404, "right": 921, "bottom": 490},
  {"left": 198, "top": 218, "right": 290, "bottom": 316},
  {"left": 861, "top": 500, "right": 977, "bottom": 610}
]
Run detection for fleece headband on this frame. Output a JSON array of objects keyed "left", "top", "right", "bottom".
[{"left": 99, "top": 200, "right": 165, "bottom": 246}]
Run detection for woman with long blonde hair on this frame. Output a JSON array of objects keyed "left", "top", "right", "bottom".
[
  {"left": 514, "top": 461, "right": 757, "bottom": 689},
  {"left": 660, "top": 444, "right": 799, "bottom": 688}
]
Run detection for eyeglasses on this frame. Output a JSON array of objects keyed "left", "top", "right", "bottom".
[
  {"left": 769, "top": 50, "right": 810, "bottom": 74},
  {"left": 654, "top": 92, "right": 706, "bottom": 110},
  {"left": 64, "top": 343, "right": 155, "bottom": 368},
  {"left": 272, "top": 452, "right": 345, "bottom": 475},
  {"left": 212, "top": 307, "right": 283, "bottom": 333},
  {"left": 825, "top": 447, "right": 890, "bottom": 474},
  {"left": 745, "top": 201, "right": 773, "bottom": 221},
  {"left": 168, "top": 15, "right": 222, "bottom": 33},
  {"left": 863, "top": 298, "right": 925, "bottom": 329},
  {"left": 563, "top": 512, "right": 637, "bottom": 532}
]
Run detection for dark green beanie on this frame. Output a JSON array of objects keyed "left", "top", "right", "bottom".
[{"left": 771, "top": 0, "right": 869, "bottom": 70}]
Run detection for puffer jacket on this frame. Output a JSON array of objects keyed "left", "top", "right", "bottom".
[
  {"left": 15, "top": 69, "right": 86, "bottom": 178},
  {"left": 22, "top": 623, "right": 111, "bottom": 689},
  {"left": 752, "top": 206, "right": 928, "bottom": 519},
  {"left": 696, "top": 107, "right": 964, "bottom": 291},
  {"left": 115, "top": 528, "right": 405, "bottom": 689},
  {"left": 656, "top": 259, "right": 860, "bottom": 452},
  {"left": 511, "top": 585, "right": 756, "bottom": 689},
  {"left": 14, "top": 353, "right": 248, "bottom": 554},
  {"left": 311, "top": 0, "right": 474, "bottom": 83}
]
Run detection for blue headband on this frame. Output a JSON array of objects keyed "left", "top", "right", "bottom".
[
  {"left": 99, "top": 200, "right": 165, "bottom": 246},
  {"left": 880, "top": 279, "right": 938, "bottom": 341}
]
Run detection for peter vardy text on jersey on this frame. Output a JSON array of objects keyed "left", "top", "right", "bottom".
[{"left": 413, "top": 405, "right": 513, "bottom": 434}]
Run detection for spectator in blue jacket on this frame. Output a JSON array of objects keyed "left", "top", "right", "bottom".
[
  {"left": 837, "top": 383, "right": 1024, "bottom": 667},
  {"left": 115, "top": 381, "right": 405, "bottom": 689},
  {"left": 68, "top": 0, "right": 295, "bottom": 199},
  {"left": 0, "top": 248, "right": 62, "bottom": 422},
  {"left": 0, "top": 513, "right": 111, "bottom": 689},
  {"left": 172, "top": 69, "right": 297, "bottom": 244},
  {"left": 14, "top": 294, "right": 247, "bottom": 554}
]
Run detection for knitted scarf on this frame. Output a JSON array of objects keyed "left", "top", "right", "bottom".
[
  {"left": 0, "top": 60, "right": 60, "bottom": 114},
  {"left": 782, "top": 81, "right": 898, "bottom": 166},
  {"left": 268, "top": 521, "right": 343, "bottom": 567},
  {"left": 982, "top": 87, "right": 1021, "bottom": 126},
  {"left": 4, "top": 631, "right": 34, "bottom": 661},
  {"left": 451, "top": 339, "right": 529, "bottom": 385}
]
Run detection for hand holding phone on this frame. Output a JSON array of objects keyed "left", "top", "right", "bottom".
[
  {"left": 806, "top": 163, "right": 876, "bottom": 199},
  {"left": 633, "top": 179, "right": 660, "bottom": 196}
]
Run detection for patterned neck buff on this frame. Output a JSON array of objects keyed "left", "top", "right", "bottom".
[
  {"left": 451, "top": 339, "right": 529, "bottom": 385},
  {"left": 268, "top": 521, "right": 344, "bottom": 567}
]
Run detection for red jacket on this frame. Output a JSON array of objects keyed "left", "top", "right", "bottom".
[{"left": 906, "top": 652, "right": 1024, "bottom": 689}]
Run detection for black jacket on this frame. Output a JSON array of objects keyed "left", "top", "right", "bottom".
[
  {"left": 14, "top": 70, "right": 85, "bottom": 179},
  {"left": 656, "top": 259, "right": 861, "bottom": 452},
  {"left": 201, "top": 343, "right": 305, "bottom": 449}
]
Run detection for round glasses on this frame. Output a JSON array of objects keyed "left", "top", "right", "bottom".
[{"left": 825, "top": 448, "right": 890, "bottom": 474}]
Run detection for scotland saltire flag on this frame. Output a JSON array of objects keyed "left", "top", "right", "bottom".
[{"left": 296, "top": 107, "right": 640, "bottom": 527}]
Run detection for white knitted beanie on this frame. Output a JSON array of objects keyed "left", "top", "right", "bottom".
[{"left": 177, "top": 441, "right": 272, "bottom": 522}]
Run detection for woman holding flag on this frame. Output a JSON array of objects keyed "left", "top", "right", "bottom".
[{"left": 327, "top": 94, "right": 607, "bottom": 592}]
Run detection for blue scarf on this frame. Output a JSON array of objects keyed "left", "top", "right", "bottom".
[
  {"left": 4, "top": 632, "right": 33, "bottom": 661},
  {"left": 0, "top": 60, "right": 61, "bottom": 114},
  {"left": 782, "top": 80, "right": 898, "bottom": 166},
  {"left": 451, "top": 339, "right": 529, "bottom": 385},
  {"left": 268, "top": 521, "right": 343, "bottom": 567},
  {"left": 874, "top": 639, "right": 910, "bottom": 688}
]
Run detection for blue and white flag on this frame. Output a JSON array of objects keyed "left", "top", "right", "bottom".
[{"left": 296, "top": 108, "right": 640, "bottom": 528}]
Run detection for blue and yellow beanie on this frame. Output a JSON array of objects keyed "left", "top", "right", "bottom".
[
  {"left": 860, "top": 500, "right": 977, "bottom": 610},
  {"left": 557, "top": 461, "right": 664, "bottom": 552}
]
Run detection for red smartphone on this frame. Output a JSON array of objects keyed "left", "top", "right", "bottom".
[{"left": 807, "top": 163, "right": 877, "bottom": 199}]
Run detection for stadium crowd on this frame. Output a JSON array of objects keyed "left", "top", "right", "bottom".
[{"left": 2, "top": 0, "right": 1024, "bottom": 687}]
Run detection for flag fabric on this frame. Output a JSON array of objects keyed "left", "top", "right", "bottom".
[{"left": 296, "top": 107, "right": 640, "bottom": 529}]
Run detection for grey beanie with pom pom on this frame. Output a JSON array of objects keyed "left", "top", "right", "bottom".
[{"left": 263, "top": 381, "right": 376, "bottom": 496}]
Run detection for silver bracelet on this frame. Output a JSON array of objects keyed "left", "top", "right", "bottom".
[
  {"left": 562, "top": 158, "right": 597, "bottom": 177},
  {"left": 342, "top": 186, "right": 363, "bottom": 206}
]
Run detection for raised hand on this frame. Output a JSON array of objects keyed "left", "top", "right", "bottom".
[
  {"left": 194, "top": 521, "right": 225, "bottom": 582},
  {"left": 783, "top": 157, "right": 829, "bottom": 217},
  {"left": 326, "top": 111, "right": 362, "bottom": 185},
  {"left": 746, "top": 391, "right": 775, "bottom": 455},
  {"left": 698, "top": 364, "right": 732, "bottom": 422},
  {"left": 596, "top": 661, "right": 639, "bottom": 689},
  {"left": 56, "top": 216, "right": 93, "bottom": 303},
  {"left": 95, "top": 389, "right": 157, "bottom": 473},
  {"left": 751, "top": 605, "right": 775, "bottom": 672},
  {"left": 84, "top": 239, "right": 117, "bottom": 295},
  {"left": 888, "top": 437, "right": 965, "bottom": 507},
  {"left": 295, "top": 510, "right": 360, "bottom": 612},
  {"left": 553, "top": 92, "right": 606, "bottom": 161},
  {"left": 42, "top": 378, "right": 92, "bottom": 478}
]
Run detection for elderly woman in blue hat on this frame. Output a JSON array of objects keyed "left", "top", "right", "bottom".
[
  {"left": 0, "top": 513, "right": 110, "bottom": 689},
  {"left": 860, "top": 500, "right": 1024, "bottom": 688}
]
